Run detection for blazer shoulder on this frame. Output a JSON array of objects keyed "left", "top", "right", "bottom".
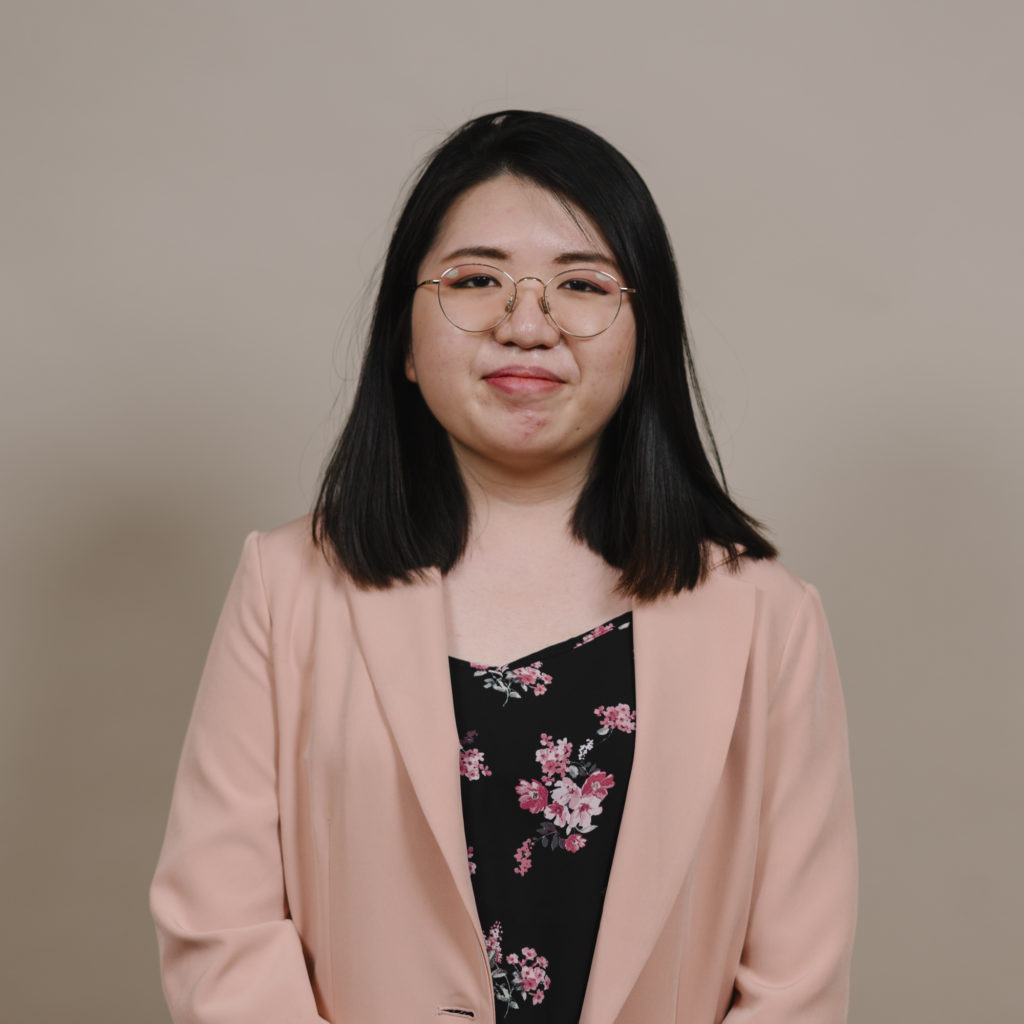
[
  {"left": 725, "top": 554, "right": 809, "bottom": 598},
  {"left": 246, "top": 513, "right": 336, "bottom": 595},
  {"left": 709, "top": 552, "right": 822, "bottom": 641}
]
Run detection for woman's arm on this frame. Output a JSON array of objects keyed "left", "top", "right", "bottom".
[
  {"left": 150, "top": 532, "right": 329, "bottom": 1024},
  {"left": 725, "top": 582, "right": 858, "bottom": 1022}
]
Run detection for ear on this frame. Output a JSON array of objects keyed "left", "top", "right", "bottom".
[{"left": 404, "top": 350, "right": 417, "bottom": 383}]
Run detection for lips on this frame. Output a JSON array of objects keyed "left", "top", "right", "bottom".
[
  {"left": 482, "top": 365, "right": 565, "bottom": 395},
  {"left": 483, "top": 365, "right": 565, "bottom": 383}
]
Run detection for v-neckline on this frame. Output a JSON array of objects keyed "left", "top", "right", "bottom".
[{"left": 448, "top": 610, "right": 633, "bottom": 671}]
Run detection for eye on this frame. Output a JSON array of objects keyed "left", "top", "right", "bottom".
[
  {"left": 556, "top": 270, "right": 615, "bottom": 296},
  {"left": 441, "top": 265, "right": 505, "bottom": 290},
  {"left": 561, "top": 278, "right": 603, "bottom": 294},
  {"left": 452, "top": 274, "right": 502, "bottom": 289}
]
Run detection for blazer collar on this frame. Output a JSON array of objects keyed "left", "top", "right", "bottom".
[
  {"left": 345, "top": 565, "right": 755, "bottom": 1024},
  {"left": 580, "top": 568, "right": 755, "bottom": 1024}
]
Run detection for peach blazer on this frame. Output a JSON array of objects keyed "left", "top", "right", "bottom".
[{"left": 150, "top": 516, "right": 857, "bottom": 1024}]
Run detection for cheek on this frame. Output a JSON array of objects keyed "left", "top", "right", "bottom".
[
  {"left": 407, "top": 336, "right": 458, "bottom": 392},
  {"left": 407, "top": 306, "right": 460, "bottom": 389},
  {"left": 602, "top": 334, "right": 636, "bottom": 403},
  {"left": 404, "top": 322, "right": 474, "bottom": 433},
  {"left": 618, "top": 338, "right": 637, "bottom": 387}
]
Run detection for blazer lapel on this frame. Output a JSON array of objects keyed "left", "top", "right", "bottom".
[
  {"left": 344, "top": 569, "right": 483, "bottom": 942},
  {"left": 580, "top": 570, "right": 756, "bottom": 1024}
]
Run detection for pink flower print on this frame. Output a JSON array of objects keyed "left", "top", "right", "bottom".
[
  {"left": 474, "top": 661, "right": 554, "bottom": 705},
  {"left": 594, "top": 702, "right": 637, "bottom": 734},
  {"left": 581, "top": 769, "right": 615, "bottom": 801},
  {"left": 545, "top": 777, "right": 604, "bottom": 832},
  {"left": 535, "top": 733, "right": 573, "bottom": 783},
  {"left": 459, "top": 747, "right": 492, "bottom": 781},
  {"left": 573, "top": 621, "right": 615, "bottom": 647},
  {"left": 467, "top": 846, "right": 477, "bottom": 876},
  {"left": 544, "top": 778, "right": 581, "bottom": 829},
  {"left": 515, "top": 778, "right": 549, "bottom": 815},
  {"left": 520, "top": 716, "right": 632, "bottom": 867},
  {"left": 486, "top": 926, "right": 551, "bottom": 1012},
  {"left": 521, "top": 963, "right": 551, "bottom": 1002},
  {"left": 575, "top": 795, "right": 604, "bottom": 832},
  {"left": 511, "top": 661, "right": 552, "bottom": 696},
  {"left": 516, "top": 949, "right": 552, "bottom": 1004},
  {"left": 513, "top": 838, "right": 535, "bottom": 876},
  {"left": 563, "top": 833, "right": 587, "bottom": 852},
  {"left": 485, "top": 921, "right": 503, "bottom": 964}
]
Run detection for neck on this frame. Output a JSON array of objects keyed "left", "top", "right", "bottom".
[{"left": 451, "top": 442, "right": 592, "bottom": 546}]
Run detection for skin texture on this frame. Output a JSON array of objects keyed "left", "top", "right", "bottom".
[{"left": 407, "top": 175, "right": 636, "bottom": 493}]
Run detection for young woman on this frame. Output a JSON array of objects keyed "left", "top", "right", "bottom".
[{"left": 151, "top": 110, "right": 857, "bottom": 1024}]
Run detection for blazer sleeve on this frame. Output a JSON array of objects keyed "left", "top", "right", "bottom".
[
  {"left": 149, "top": 531, "right": 329, "bottom": 1024},
  {"left": 724, "top": 582, "right": 858, "bottom": 1022}
]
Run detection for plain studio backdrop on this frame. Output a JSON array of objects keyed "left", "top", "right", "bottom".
[{"left": 1, "top": 2, "right": 1020, "bottom": 1021}]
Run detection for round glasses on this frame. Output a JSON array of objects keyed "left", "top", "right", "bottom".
[{"left": 416, "top": 263, "right": 636, "bottom": 339}]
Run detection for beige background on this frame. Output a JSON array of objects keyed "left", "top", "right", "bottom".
[{"left": 2, "top": 2, "right": 1021, "bottom": 1021}]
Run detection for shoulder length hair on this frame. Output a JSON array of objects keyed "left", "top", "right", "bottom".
[{"left": 313, "top": 110, "right": 776, "bottom": 598}]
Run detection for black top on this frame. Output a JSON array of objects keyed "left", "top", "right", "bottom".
[{"left": 449, "top": 612, "right": 636, "bottom": 1022}]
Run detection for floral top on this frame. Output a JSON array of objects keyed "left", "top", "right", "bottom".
[{"left": 450, "top": 611, "right": 636, "bottom": 1022}]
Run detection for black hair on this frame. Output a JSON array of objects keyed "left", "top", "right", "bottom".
[{"left": 312, "top": 110, "right": 776, "bottom": 598}]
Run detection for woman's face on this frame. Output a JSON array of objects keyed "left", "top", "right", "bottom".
[{"left": 407, "top": 175, "right": 636, "bottom": 480}]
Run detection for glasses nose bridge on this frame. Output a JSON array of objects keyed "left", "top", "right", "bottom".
[{"left": 509, "top": 275, "right": 551, "bottom": 316}]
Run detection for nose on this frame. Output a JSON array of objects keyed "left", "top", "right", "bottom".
[{"left": 493, "top": 276, "right": 560, "bottom": 348}]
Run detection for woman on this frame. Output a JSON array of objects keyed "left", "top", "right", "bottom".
[{"left": 151, "top": 111, "right": 857, "bottom": 1024}]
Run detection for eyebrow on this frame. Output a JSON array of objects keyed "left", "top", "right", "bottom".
[{"left": 440, "top": 245, "right": 618, "bottom": 269}]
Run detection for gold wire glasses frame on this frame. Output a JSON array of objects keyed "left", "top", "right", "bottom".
[{"left": 415, "top": 263, "right": 637, "bottom": 339}]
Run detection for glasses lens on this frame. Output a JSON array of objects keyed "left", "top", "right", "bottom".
[
  {"left": 545, "top": 268, "right": 624, "bottom": 338},
  {"left": 436, "top": 264, "right": 513, "bottom": 332}
]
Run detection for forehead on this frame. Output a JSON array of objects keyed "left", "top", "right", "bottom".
[{"left": 427, "top": 175, "right": 611, "bottom": 262}]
